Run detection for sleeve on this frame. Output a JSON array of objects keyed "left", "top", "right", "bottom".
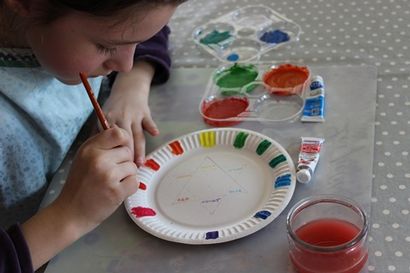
[
  {"left": 133, "top": 25, "right": 172, "bottom": 85},
  {"left": 0, "top": 224, "right": 34, "bottom": 273}
]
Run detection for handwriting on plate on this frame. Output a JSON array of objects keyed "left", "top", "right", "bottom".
[
  {"left": 177, "top": 197, "right": 190, "bottom": 202},
  {"left": 201, "top": 198, "right": 222, "bottom": 204}
]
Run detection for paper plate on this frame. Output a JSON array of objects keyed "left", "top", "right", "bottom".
[{"left": 125, "top": 128, "right": 296, "bottom": 244}]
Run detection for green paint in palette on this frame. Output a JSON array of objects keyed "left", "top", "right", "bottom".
[
  {"left": 200, "top": 30, "right": 232, "bottom": 45},
  {"left": 215, "top": 63, "right": 258, "bottom": 95}
]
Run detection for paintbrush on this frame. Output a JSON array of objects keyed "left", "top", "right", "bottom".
[{"left": 79, "top": 72, "right": 110, "bottom": 130}]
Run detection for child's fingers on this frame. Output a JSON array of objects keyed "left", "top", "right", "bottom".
[
  {"left": 119, "top": 175, "right": 140, "bottom": 197},
  {"left": 131, "top": 124, "right": 146, "bottom": 167},
  {"left": 142, "top": 117, "right": 159, "bottom": 136},
  {"left": 110, "top": 161, "right": 138, "bottom": 183},
  {"left": 89, "top": 126, "right": 132, "bottom": 150},
  {"left": 105, "top": 145, "right": 134, "bottom": 164}
]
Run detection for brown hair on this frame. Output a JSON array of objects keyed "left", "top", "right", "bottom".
[{"left": 36, "top": 0, "right": 187, "bottom": 23}]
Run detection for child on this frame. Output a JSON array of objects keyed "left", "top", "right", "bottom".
[{"left": 0, "top": 0, "right": 186, "bottom": 271}]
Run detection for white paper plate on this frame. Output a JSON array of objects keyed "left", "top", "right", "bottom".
[{"left": 125, "top": 128, "right": 296, "bottom": 244}]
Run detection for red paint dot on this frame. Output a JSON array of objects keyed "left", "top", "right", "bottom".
[
  {"left": 138, "top": 182, "right": 147, "bottom": 190},
  {"left": 131, "top": 206, "right": 156, "bottom": 218},
  {"left": 169, "top": 141, "right": 184, "bottom": 155},
  {"left": 201, "top": 97, "right": 249, "bottom": 127},
  {"left": 144, "top": 159, "right": 160, "bottom": 171}
]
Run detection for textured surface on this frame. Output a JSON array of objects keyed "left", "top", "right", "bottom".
[{"left": 42, "top": 64, "right": 377, "bottom": 273}]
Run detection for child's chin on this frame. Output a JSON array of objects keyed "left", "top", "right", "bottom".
[{"left": 56, "top": 77, "right": 82, "bottom": 85}]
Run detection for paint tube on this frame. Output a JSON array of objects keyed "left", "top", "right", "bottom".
[
  {"left": 301, "top": 75, "right": 325, "bottom": 122},
  {"left": 296, "top": 137, "right": 324, "bottom": 184}
]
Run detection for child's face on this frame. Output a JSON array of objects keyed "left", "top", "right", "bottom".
[{"left": 27, "top": 5, "right": 176, "bottom": 84}]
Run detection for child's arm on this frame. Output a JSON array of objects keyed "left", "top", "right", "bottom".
[
  {"left": 15, "top": 127, "right": 139, "bottom": 270},
  {"left": 103, "top": 26, "right": 171, "bottom": 166}
]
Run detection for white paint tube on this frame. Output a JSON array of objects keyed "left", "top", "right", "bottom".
[{"left": 296, "top": 137, "right": 325, "bottom": 184}]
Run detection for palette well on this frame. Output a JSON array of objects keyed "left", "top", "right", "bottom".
[
  {"left": 125, "top": 128, "right": 296, "bottom": 244},
  {"left": 199, "top": 62, "right": 310, "bottom": 126},
  {"left": 192, "top": 5, "right": 301, "bottom": 62}
]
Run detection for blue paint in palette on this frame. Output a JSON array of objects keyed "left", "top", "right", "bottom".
[
  {"left": 226, "top": 53, "right": 239, "bottom": 62},
  {"left": 206, "top": 231, "right": 219, "bottom": 240},
  {"left": 260, "top": 29, "right": 290, "bottom": 44},
  {"left": 254, "top": 210, "right": 272, "bottom": 220}
]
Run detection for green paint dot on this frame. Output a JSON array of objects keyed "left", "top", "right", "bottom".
[
  {"left": 269, "top": 154, "right": 287, "bottom": 168},
  {"left": 200, "top": 30, "right": 232, "bottom": 45},
  {"left": 256, "top": 140, "right": 272, "bottom": 155},
  {"left": 234, "top": 132, "right": 249, "bottom": 149},
  {"left": 215, "top": 63, "right": 258, "bottom": 94}
]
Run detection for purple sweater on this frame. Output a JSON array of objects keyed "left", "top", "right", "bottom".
[{"left": 0, "top": 26, "right": 171, "bottom": 273}]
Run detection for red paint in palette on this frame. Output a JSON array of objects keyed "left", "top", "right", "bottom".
[
  {"left": 201, "top": 97, "right": 249, "bottom": 127},
  {"left": 144, "top": 159, "right": 160, "bottom": 171},
  {"left": 290, "top": 219, "right": 368, "bottom": 273},
  {"left": 169, "top": 140, "right": 184, "bottom": 155},
  {"left": 131, "top": 206, "right": 156, "bottom": 218}
]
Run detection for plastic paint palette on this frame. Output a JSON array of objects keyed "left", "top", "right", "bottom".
[
  {"left": 193, "top": 5, "right": 301, "bottom": 62},
  {"left": 200, "top": 62, "right": 310, "bottom": 126}
]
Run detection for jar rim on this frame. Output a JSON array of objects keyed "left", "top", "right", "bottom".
[{"left": 286, "top": 194, "right": 368, "bottom": 252}]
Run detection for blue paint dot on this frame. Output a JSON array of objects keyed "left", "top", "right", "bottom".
[
  {"left": 227, "top": 53, "right": 239, "bottom": 62},
  {"left": 260, "top": 30, "right": 290, "bottom": 44},
  {"left": 254, "top": 210, "right": 272, "bottom": 220},
  {"left": 205, "top": 231, "right": 219, "bottom": 240}
]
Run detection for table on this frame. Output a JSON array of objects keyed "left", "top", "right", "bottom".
[{"left": 42, "top": 0, "right": 410, "bottom": 272}]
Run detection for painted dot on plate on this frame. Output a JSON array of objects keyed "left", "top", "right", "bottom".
[
  {"left": 396, "top": 162, "right": 403, "bottom": 166},
  {"left": 371, "top": 197, "right": 378, "bottom": 202},
  {"left": 387, "top": 173, "right": 394, "bottom": 178},
  {"left": 395, "top": 251, "right": 403, "bottom": 257},
  {"left": 406, "top": 236, "right": 410, "bottom": 242},
  {"left": 368, "top": 265, "right": 376, "bottom": 271},
  {"left": 380, "top": 185, "right": 388, "bottom": 190},
  {"left": 389, "top": 197, "right": 396, "bottom": 203},
  {"left": 402, "top": 151, "right": 409, "bottom": 156},
  {"left": 385, "top": 236, "right": 393, "bottom": 242},
  {"left": 374, "top": 251, "right": 383, "bottom": 257},
  {"left": 399, "top": 185, "right": 406, "bottom": 190},
  {"left": 385, "top": 152, "right": 391, "bottom": 156},
  {"left": 401, "top": 209, "right": 409, "bottom": 215},
  {"left": 405, "top": 173, "right": 410, "bottom": 178},
  {"left": 372, "top": 223, "right": 380, "bottom": 229}
]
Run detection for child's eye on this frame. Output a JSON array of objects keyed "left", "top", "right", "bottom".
[{"left": 96, "top": 44, "right": 117, "bottom": 56}]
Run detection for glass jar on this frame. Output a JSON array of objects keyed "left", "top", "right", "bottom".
[{"left": 286, "top": 195, "right": 368, "bottom": 273}]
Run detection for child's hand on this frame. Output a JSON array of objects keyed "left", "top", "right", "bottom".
[
  {"left": 53, "top": 126, "right": 139, "bottom": 232},
  {"left": 103, "top": 61, "right": 159, "bottom": 167}
]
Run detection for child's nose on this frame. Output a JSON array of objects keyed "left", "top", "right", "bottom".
[{"left": 104, "top": 46, "right": 135, "bottom": 73}]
